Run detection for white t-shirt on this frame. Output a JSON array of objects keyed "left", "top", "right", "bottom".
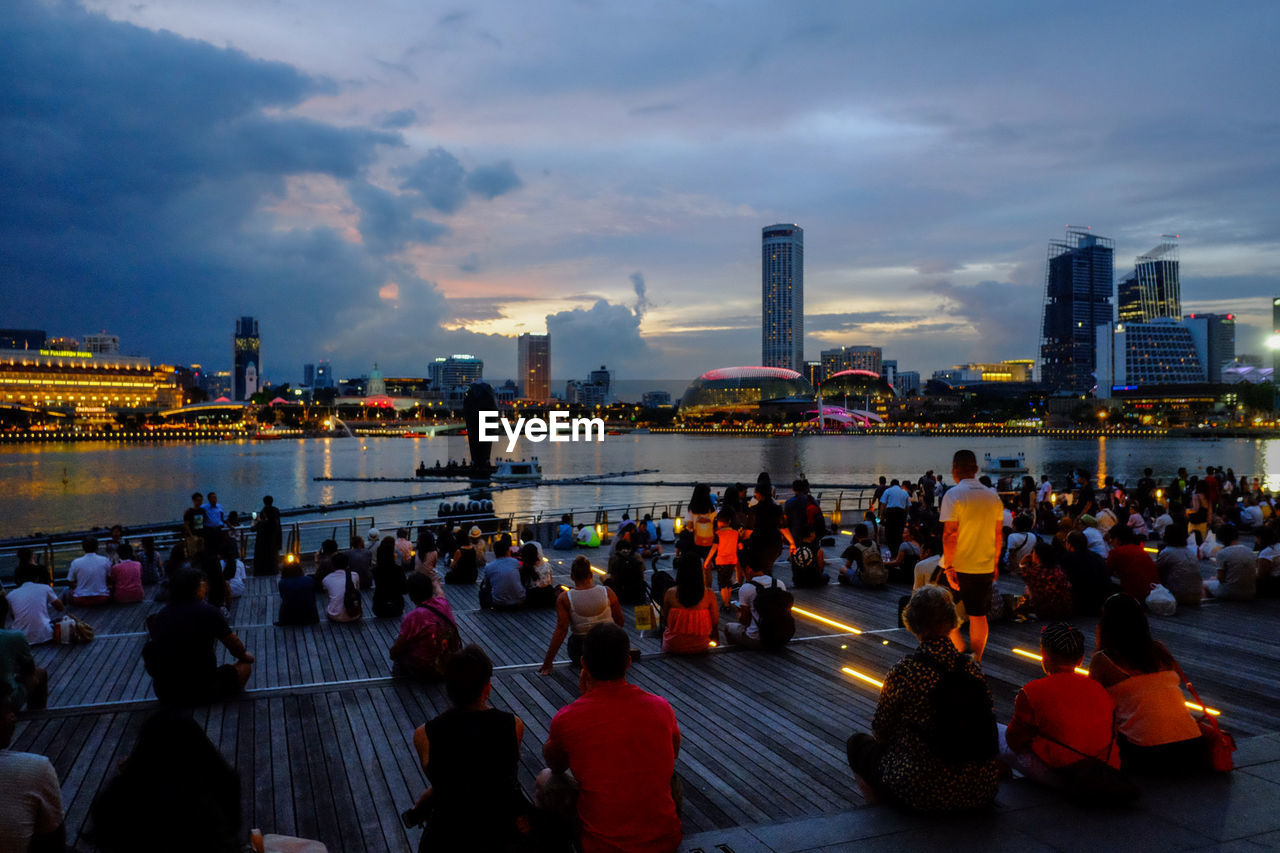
[
  {"left": 321, "top": 571, "right": 361, "bottom": 621},
  {"left": 914, "top": 555, "right": 942, "bottom": 590},
  {"left": 657, "top": 518, "right": 677, "bottom": 542},
  {"left": 67, "top": 552, "right": 111, "bottom": 598},
  {"left": 1241, "top": 505, "right": 1264, "bottom": 528},
  {"left": 939, "top": 478, "right": 1003, "bottom": 574},
  {"left": 5, "top": 582, "right": 60, "bottom": 645},
  {"left": 738, "top": 574, "right": 786, "bottom": 640},
  {"left": 0, "top": 750, "right": 63, "bottom": 850},
  {"left": 226, "top": 558, "right": 247, "bottom": 598},
  {"left": 1152, "top": 513, "right": 1174, "bottom": 537},
  {"left": 1037, "top": 481, "right": 1052, "bottom": 503},
  {"left": 1083, "top": 526, "right": 1109, "bottom": 558},
  {"left": 1259, "top": 544, "right": 1280, "bottom": 578}
]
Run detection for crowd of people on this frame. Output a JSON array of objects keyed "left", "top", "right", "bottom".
[{"left": 1, "top": 454, "right": 1272, "bottom": 851}]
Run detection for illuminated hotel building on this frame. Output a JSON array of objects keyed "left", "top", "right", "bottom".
[
  {"left": 0, "top": 348, "right": 181, "bottom": 420},
  {"left": 762, "top": 224, "right": 804, "bottom": 371}
]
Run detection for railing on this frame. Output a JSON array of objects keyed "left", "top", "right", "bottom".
[{"left": 0, "top": 488, "right": 877, "bottom": 584}]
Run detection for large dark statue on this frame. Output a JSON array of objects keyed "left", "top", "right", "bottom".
[{"left": 462, "top": 380, "right": 498, "bottom": 474}]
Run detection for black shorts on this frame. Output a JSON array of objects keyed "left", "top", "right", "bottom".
[
  {"left": 949, "top": 572, "right": 994, "bottom": 616},
  {"left": 715, "top": 563, "right": 737, "bottom": 589}
]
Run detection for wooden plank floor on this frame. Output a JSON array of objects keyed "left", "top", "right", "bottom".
[{"left": 12, "top": 540, "right": 1280, "bottom": 851}]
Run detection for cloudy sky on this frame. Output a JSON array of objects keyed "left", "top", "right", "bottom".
[{"left": 3, "top": 0, "right": 1278, "bottom": 388}]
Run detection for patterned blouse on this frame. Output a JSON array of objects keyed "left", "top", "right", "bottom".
[
  {"left": 1022, "top": 560, "right": 1074, "bottom": 621},
  {"left": 872, "top": 637, "right": 1000, "bottom": 811}
]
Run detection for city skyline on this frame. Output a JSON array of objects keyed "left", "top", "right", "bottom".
[{"left": 3, "top": 0, "right": 1278, "bottom": 383}]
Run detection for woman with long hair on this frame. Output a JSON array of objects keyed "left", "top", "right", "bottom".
[
  {"left": 372, "top": 536, "right": 406, "bottom": 618},
  {"left": 661, "top": 553, "right": 719, "bottom": 654},
  {"left": 520, "top": 542, "right": 556, "bottom": 608}
]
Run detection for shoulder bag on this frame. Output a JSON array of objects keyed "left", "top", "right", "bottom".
[{"left": 1174, "top": 661, "right": 1235, "bottom": 772}]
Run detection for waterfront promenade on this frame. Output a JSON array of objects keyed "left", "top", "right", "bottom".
[{"left": 11, "top": 536, "right": 1280, "bottom": 851}]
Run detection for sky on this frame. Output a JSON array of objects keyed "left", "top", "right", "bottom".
[{"left": 3, "top": 0, "right": 1279, "bottom": 389}]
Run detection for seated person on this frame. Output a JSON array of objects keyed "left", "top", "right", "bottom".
[
  {"left": 390, "top": 574, "right": 459, "bottom": 681},
  {"left": 660, "top": 554, "right": 719, "bottom": 654},
  {"left": 221, "top": 543, "right": 247, "bottom": 599},
  {"left": 540, "top": 557, "right": 623, "bottom": 673},
  {"left": 372, "top": 539, "right": 407, "bottom": 619},
  {"left": 552, "top": 515, "right": 576, "bottom": 550},
  {"left": 1016, "top": 543, "right": 1073, "bottom": 622},
  {"left": 4, "top": 563, "right": 65, "bottom": 645},
  {"left": 1154, "top": 526, "right": 1203, "bottom": 606},
  {"left": 0, "top": 618, "right": 49, "bottom": 711},
  {"left": 108, "top": 543, "right": 146, "bottom": 603},
  {"left": 838, "top": 524, "right": 887, "bottom": 587},
  {"left": 912, "top": 538, "right": 943, "bottom": 590},
  {"left": 276, "top": 556, "right": 319, "bottom": 626},
  {"left": 1004, "top": 514, "right": 1037, "bottom": 574},
  {"left": 480, "top": 536, "right": 525, "bottom": 611},
  {"left": 575, "top": 524, "right": 601, "bottom": 548},
  {"left": 1204, "top": 524, "right": 1256, "bottom": 601},
  {"left": 520, "top": 543, "right": 557, "bottom": 609},
  {"left": 1257, "top": 527, "right": 1280, "bottom": 597},
  {"left": 323, "top": 553, "right": 364, "bottom": 622},
  {"left": 85, "top": 711, "right": 241, "bottom": 853},
  {"left": 789, "top": 525, "right": 828, "bottom": 587},
  {"left": 724, "top": 546, "right": 790, "bottom": 651},
  {"left": 406, "top": 646, "right": 526, "bottom": 850},
  {"left": 143, "top": 568, "right": 255, "bottom": 706},
  {"left": 605, "top": 526, "right": 648, "bottom": 605},
  {"left": 884, "top": 525, "right": 922, "bottom": 585},
  {"left": 634, "top": 516, "right": 663, "bottom": 568},
  {"left": 1001, "top": 623, "right": 1119, "bottom": 783},
  {"left": 0, "top": 684, "right": 64, "bottom": 851},
  {"left": 66, "top": 536, "right": 112, "bottom": 606},
  {"left": 1103, "top": 525, "right": 1156, "bottom": 604},
  {"left": 343, "top": 536, "right": 375, "bottom": 590},
  {"left": 445, "top": 528, "right": 484, "bottom": 584},
  {"left": 846, "top": 585, "right": 999, "bottom": 811},
  {"left": 312, "top": 539, "right": 340, "bottom": 588},
  {"left": 1088, "top": 594, "right": 1207, "bottom": 773}
]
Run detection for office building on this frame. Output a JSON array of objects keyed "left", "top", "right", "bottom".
[
  {"left": 428, "top": 354, "right": 483, "bottom": 406},
  {"left": 82, "top": 333, "right": 120, "bottom": 355},
  {"left": 517, "top": 333, "right": 550, "bottom": 401},
  {"left": 315, "top": 360, "right": 334, "bottom": 389},
  {"left": 820, "top": 345, "right": 882, "bottom": 378},
  {"left": 895, "top": 371, "right": 921, "bottom": 397},
  {"left": 303, "top": 363, "right": 315, "bottom": 387},
  {"left": 1095, "top": 319, "right": 1206, "bottom": 398},
  {"left": 566, "top": 364, "right": 614, "bottom": 407},
  {"left": 880, "top": 359, "right": 898, "bottom": 388},
  {"left": 1040, "top": 228, "right": 1114, "bottom": 392},
  {"left": 1117, "top": 240, "right": 1180, "bottom": 324},
  {"left": 233, "top": 316, "right": 260, "bottom": 401},
  {"left": 0, "top": 330, "right": 46, "bottom": 351},
  {"left": 1183, "top": 313, "right": 1236, "bottom": 382},
  {"left": 762, "top": 224, "right": 804, "bottom": 370}
]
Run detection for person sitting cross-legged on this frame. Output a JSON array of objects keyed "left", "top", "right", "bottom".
[
  {"left": 480, "top": 535, "right": 525, "bottom": 611},
  {"left": 0, "top": 684, "right": 65, "bottom": 852},
  {"left": 539, "top": 557, "right": 623, "bottom": 674},
  {"left": 390, "top": 574, "right": 459, "bottom": 682},
  {"left": 661, "top": 553, "right": 719, "bottom": 655}
]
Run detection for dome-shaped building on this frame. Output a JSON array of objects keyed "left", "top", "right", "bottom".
[
  {"left": 679, "top": 366, "right": 815, "bottom": 414},
  {"left": 817, "top": 369, "right": 896, "bottom": 418}
]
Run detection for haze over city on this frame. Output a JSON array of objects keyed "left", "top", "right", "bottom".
[{"left": 4, "top": 0, "right": 1278, "bottom": 384}]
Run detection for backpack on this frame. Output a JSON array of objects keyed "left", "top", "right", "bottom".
[
  {"left": 649, "top": 570, "right": 676, "bottom": 603},
  {"left": 415, "top": 600, "right": 461, "bottom": 680},
  {"left": 692, "top": 514, "right": 715, "bottom": 547},
  {"left": 790, "top": 544, "right": 816, "bottom": 572},
  {"left": 748, "top": 577, "right": 795, "bottom": 650},
  {"left": 343, "top": 569, "right": 363, "bottom": 619},
  {"left": 804, "top": 499, "right": 828, "bottom": 539},
  {"left": 855, "top": 542, "right": 887, "bottom": 586},
  {"left": 912, "top": 652, "right": 998, "bottom": 764}
]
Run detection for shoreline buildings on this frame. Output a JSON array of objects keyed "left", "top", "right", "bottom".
[{"left": 762, "top": 224, "right": 804, "bottom": 371}]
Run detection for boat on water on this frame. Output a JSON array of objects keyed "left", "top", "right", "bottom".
[
  {"left": 982, "top": 452, "right": 1028, "bottom": 476},
  {"left": 492, "top": 459, "right": 543, "bottom": 482}
]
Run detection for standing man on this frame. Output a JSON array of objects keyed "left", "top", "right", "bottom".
[
  {"left": 939, "top": 449, "right": 1003, "bottom": 662},
  {"left": 253, "top": 496, "right": 282, "bottom": 576},
  {"left": 201, "top": 492, "right": 227, "bottom": 545},
  {"left": 183, "top": 492, "right": 207, "bottom": 559},
  {"left": 540, "top": 623, "right": 682, "bottom": 852},
  {"left": 879, "top": 479, "right": 910, "bottom": 556}
]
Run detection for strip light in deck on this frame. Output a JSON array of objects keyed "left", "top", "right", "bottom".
[
  {"left": 587, "top": 563, "right": 608, "bottom": 576},
  {"left": 841, "top": 667, "right": 885, "bottom": 689},
  {"left": 792, "top": 606, "right": 862, "bottom": 634},
  {"left": 1009, "top": 647, "right": 1221, "bottom": 716}
]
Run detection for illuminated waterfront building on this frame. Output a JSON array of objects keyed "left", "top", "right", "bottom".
[
  {"left": 1095, "top": 319, "right": 1206, "bottom": 398},
  {"left": 0, "top": 348, "right": 181, "bottom": 420},
  {"left": 820, "top": 346, "right": 882, "bottom": 378},
  {"left": 933, "top": 360, "right": 1034, "bottom": 384},
  {"left": 1040, "top": 228, "right": 1114, "bottom": 392},
  {"left": 762, "top": 224, "right": 804, "bottom": 371},
  {"left": 517, "top": 333, "right": 550, "bottom": 401},
  {"left": 680, "top": 366, "right": 813, "bottom": 414},
  {"left": 233, "top": 316, "right": 260, "bottom": 401}
]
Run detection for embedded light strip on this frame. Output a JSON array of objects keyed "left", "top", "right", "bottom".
[
  {"left": 792, "top": 606, "right": 863, "bottom": 635},
  {"left": 1009, "top": 647, "right": 1221, "bottom": 716},
  {"left": 841, "top": 666, "right": 885, "bottom": 689}
]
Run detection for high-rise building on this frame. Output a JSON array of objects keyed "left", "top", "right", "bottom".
[
  {"left": 1273, "top": 297, "right": 1280, "bottom": 376},
  {"left": 762, "top": 224, "right": 804, "bottom": 370},
  {"left": 517, "top": 333, "right": 550, "bottom": 401},
  {"left": 1117, "top": 240, "right": 1180, "bottom": 324},
  {"left": 1184, "top": 313, "right": 1236, "bottom": 382},
  {"left": 315, "top": 360, "right": 334, "bottom": 389},
  {"left": 895, "top": 371, "right": 921, "bottom": 397},
  {"left": 820, "top": 345, "right": 882, "bottom": 378},
  {"left": 1095, "top": 318, "right": 1206, "bottom": 397},
  {"left": 880, "top": 359, "right": 898, "bottom": 388},
  {"left": 1040, "top": 228, "right": 1114, "bottom": 392},
  {"left": 303, "top": 363, "right": 315, "bottom": 387},
  {"left": 428, "top": 354, "right": 483, "bottom": 406},
  {"left": 233, "top": 316, "right": 260, "bottom": 401}
]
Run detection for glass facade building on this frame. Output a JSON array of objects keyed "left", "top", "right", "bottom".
[
  {"left": 233, "top": 316, "right": 260, "bottom": 401},
  {"left": 1040, "top": 229, "right": 1114, "bottom": 392},
  {"left": 517, "top": 333, "right": 550, "bottom": 401},
  {"left": 762, "top": 224, "right": 804, "bottom": 371},
  {"left": 1117, "top": 241, "right": 1180, "bottom": 324}
]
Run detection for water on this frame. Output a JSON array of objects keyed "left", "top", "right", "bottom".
[{"left": 2, "top": 434, "right": 1277, "bottom": 538}]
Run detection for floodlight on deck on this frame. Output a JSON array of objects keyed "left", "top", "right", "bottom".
[
  {"left": 841, "top": 667, "right": 885, "bottom": 689},
  {"left": 792, "top": 606, "right": 862, "bottom": 634}
]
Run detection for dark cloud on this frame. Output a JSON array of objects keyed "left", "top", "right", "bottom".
[
  {"left": 629, "top": 272, "right": 650, "bottom": 320},
  {"left": 397, "top": 148, "right": 467, "bottom": 212},
  {"left": 376, "top": 109, "right": 419, "bottom": 129},
  {"left": 464, "top": 161, "right": 522, "bottom": 200},
  {"left": 346, "top": 181, "right": 449, "bottom": 252},
  {"left": 545, "top": 299, "right": 649, "bottom": 377},
  {"left": 458, "top": 253, "right": 481, "bottom": 273}
]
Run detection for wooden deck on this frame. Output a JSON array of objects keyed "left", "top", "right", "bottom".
[{"left": 12, "top": 544, "right": 1280, "bottom": 851}]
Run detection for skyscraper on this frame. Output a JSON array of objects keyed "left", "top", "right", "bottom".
[
  {"left": 315, "top": 360, "right": 334, "bottom": 389},
  {"left": 820, "top": 345, "right": 882, "bottom": 377},
  {"left": 1184, "top": 313, "right": 1236, "bottom": 382},
  {"left": 1117, "top": 239, "right": 1180, "bottom": 324},
  {"left": 233, "top": 316, "right": 260, "bottom": 401},
  {"left": 762, "top": 224, "right": 804, "bottom": 371},
  {"left": 517, "top": 332, "right": 550, "bottom": 401},
  {"left": 1040, "top": 228, "right": 1114, "bottom": 392},
  {"left": 303, "top": 363, "right": 315, "bottom": 387}
]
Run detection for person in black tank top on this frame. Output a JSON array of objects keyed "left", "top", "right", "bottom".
[{"left": 408, "top": 645, "right": 526, "bottom": 852}]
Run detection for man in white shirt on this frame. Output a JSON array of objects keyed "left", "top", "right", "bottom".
[
  {"left": 657, "top": 512, "right": 677, "bottom": 543},
  {"left": 939, "top": 449, "right": 1003, "bottom": 662},
  {"left": 66, "top": 537, "right": 112, "bottom": 606},
  {"left": 4, "top": 566, "right": 64, "bottom": 645},
  {"left": 724, "top": 551, "right": 789, "bottom": 650},
  {"left": 0, "top": 685, "right": 64, "bottom": 851},
  {"left": 1037, "top": 476, "right": 1052, "bottom": 505}
]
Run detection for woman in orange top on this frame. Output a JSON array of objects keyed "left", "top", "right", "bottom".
[
  {"left": 662, "top": 554, "right": 719, "bottom": 654},
  {"left": 703, "top": 509, "right": 741, "bottom": 608}
]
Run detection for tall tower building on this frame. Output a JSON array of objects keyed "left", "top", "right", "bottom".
[
  {"left": 517, "top": 333, "right": 550, "bottom": 401},
  {"left": 1184, "top": 313, "right": 1236, "bottom": 382},
  {"left": 1117, "top": 239, "right": 1180, "bottom": 324},
  {"left": 233, "top": 316, "right": 260, "bottom": 401},
  {"left": 1272, "top": 297, "right": 1280, "bottom": 376},
  {"left": 762, "top": 224, "right": 804, "bottom": 371},
  {"left": 1039, "top": 228, "right": 1114, "bottom": 393}
]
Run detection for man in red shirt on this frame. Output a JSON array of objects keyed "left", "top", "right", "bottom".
[
  {"left": 1105, "top": 525, "right": 1158, "bottom": 602},
  {"left": 541, "top": 623, "right": 682, "bottom": 853}
]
